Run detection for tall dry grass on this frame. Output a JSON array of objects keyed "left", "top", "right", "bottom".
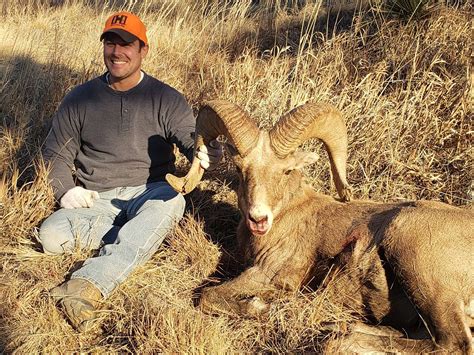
[{"left": 0, "top": 0, "right": 472, "bottom": 352}]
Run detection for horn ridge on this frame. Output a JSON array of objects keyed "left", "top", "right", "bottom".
[
  {"left": 166, "top": 100, "right": 259, "bottom": 194},
  {"left": 204, "top": 100, "right": 259, "bottom": 155},
  {"left": 269, "top": 102, "right": 352, "bottom": 201}
]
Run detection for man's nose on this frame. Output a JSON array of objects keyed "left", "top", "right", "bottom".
[{"left": 111, "top": 44, "right": 123, "bottom": 55}]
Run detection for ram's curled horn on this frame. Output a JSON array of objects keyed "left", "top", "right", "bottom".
[
  {"left": 269, "top": 102, "right": 352, "bottom": 202},
  {"left": 166, "top": 100, "right": 259, "bottom": 194}
]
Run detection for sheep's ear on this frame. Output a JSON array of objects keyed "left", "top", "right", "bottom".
[{"left": 287, "top": 151, "right": 319, "bottom": 170}]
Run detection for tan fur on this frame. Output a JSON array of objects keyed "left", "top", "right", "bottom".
[
  {"left": 199, "top": 135, "right": 474, "bottom": 353},
  {"left": 167, "top": 101, "right": 474, "bottom": 352}
]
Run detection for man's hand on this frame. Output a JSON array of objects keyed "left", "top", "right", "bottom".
[
  {"left": 197, "top": 139, "right": 224, "bottom": 170},
  {"left": 60, "top": 186, "right": 100, "bottom": 209}
]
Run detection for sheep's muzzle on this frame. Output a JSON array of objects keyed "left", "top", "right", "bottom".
[{"left": 247, "top": 214, "right": 270, "bottom": 236}]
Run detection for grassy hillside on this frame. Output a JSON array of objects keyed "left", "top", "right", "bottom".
[{"left": 0, "top": 0, "right": 472, "bottom": 352}]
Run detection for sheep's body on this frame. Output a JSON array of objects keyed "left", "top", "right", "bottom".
[
  {"left": 200, "top": 177, "right": 473, "bottom": 351},
  {"left": 166, "top": 100, "right": 473, "bottom": 353}
]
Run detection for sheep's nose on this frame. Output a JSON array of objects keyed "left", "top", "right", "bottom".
[
  {"left": 247, "top": 212, "right": 271, "bottom": 236},
  {"left": 249, "top": 214, "right": 268, "bottom": 224}
]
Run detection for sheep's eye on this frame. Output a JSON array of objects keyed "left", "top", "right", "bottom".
[
  {"left": 284, "top": 169, "right": 292, "bottom": 176},
  {"left": 225, "top": 143, "right": 238, "bottom": 157}
]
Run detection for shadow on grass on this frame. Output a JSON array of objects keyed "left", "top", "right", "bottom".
[
  {"left": 188, "top": 163, "right": 242, "bottom": 273},
  {"left": 0, "top": 52, "right": 98, "bottom": 182},
  {"left": 0, "top": 52, "right": 96, "bottom": 351},
  {"left": 225, "top": 3, "right": 375, "bottom": 60},
  {"left": 181, "top": 163, "right": 247, "bottom": 306}
]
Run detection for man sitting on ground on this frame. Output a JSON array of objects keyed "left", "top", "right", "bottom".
[{"left": 39, "top": 11, "right": 222, "bottom": 331}]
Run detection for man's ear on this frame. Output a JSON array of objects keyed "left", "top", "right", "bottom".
[
  {"left": 287, "top": 151, "right": 319, "bottom": 170},
  {"left": 141, "top": 44, "right": 149, "bottom": 58}
]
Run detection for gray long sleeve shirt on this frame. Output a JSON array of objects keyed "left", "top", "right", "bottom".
[{"left": 42, "top": 72, "right": 195, "bottom": 201}]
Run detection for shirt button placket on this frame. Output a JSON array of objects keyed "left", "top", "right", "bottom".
[{"left": 121, "top": 96, "right": 130, "bottom": 132}]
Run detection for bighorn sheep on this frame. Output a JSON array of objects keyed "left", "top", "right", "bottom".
[{"left": 166, "top": 100, "right": 474, "bottom": 353}]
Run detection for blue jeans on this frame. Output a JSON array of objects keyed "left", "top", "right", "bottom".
[{"left": 38, "top": 182, "right": 185, "bottom": 297}]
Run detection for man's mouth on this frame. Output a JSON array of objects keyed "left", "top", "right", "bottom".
[{"left": 111, "top": 59, "right": 127, "bottom": 65}]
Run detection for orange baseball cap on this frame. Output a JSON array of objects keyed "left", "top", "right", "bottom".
[{"left": 100, "top": 11, "right": 148, "bottom": 46}]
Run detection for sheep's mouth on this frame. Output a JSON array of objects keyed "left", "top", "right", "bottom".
[{"left": 247, "top": 216, "right": 270, "bottom": 236}]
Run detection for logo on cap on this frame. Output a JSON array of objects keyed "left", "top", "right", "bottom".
[{"left": 111, "top": 15, "right": 127, "bottom": 26}]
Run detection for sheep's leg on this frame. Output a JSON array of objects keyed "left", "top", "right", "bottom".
[
  {"left": 330, "top": 233, "right": 392, "bottom": 322},
  {"left": 380, "top": 206, "right": 474, "bottom": 352},
  {"left": 417, "top": 296, "right": 473, "bottom": 353},
  {"left": 325, "top": 322, "right": 435, "bottom": 353},
  {"left": 387, "top": 263, "right": 473, "bottom": 352},
  {"left": 199, "top": 266, "right": 279, "bottom": 317}
]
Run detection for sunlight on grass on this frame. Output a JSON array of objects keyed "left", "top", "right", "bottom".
[{"left": 0, "top": 0, "right": 472, "bottom": 352}]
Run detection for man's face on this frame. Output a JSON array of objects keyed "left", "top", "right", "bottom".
[{"left": 103, "top": 33, "right": 148, "bottom": 82}]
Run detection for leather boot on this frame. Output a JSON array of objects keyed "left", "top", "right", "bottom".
[{"left": 50, "top": 278, "right": 103, "bottom": 331}]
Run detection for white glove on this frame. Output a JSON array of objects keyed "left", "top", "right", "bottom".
[
  {"left": 60, "top": 186, "right": 100, "bottom": 209},
  {"left": 197, "top": 139, "right": 224, "bottom": 170}
]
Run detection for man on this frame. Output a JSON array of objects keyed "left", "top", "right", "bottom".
[{"left": 39, "top": 11, "right": 222, "bottom": 331}]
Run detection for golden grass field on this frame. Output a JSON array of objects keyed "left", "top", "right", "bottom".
[{"left": 0, "top": 0, "right": 472, "bottom": 352}]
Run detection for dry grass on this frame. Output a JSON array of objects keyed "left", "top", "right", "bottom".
[{"left": 0, "top": 0, "right": 472, "bottom": 352}]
